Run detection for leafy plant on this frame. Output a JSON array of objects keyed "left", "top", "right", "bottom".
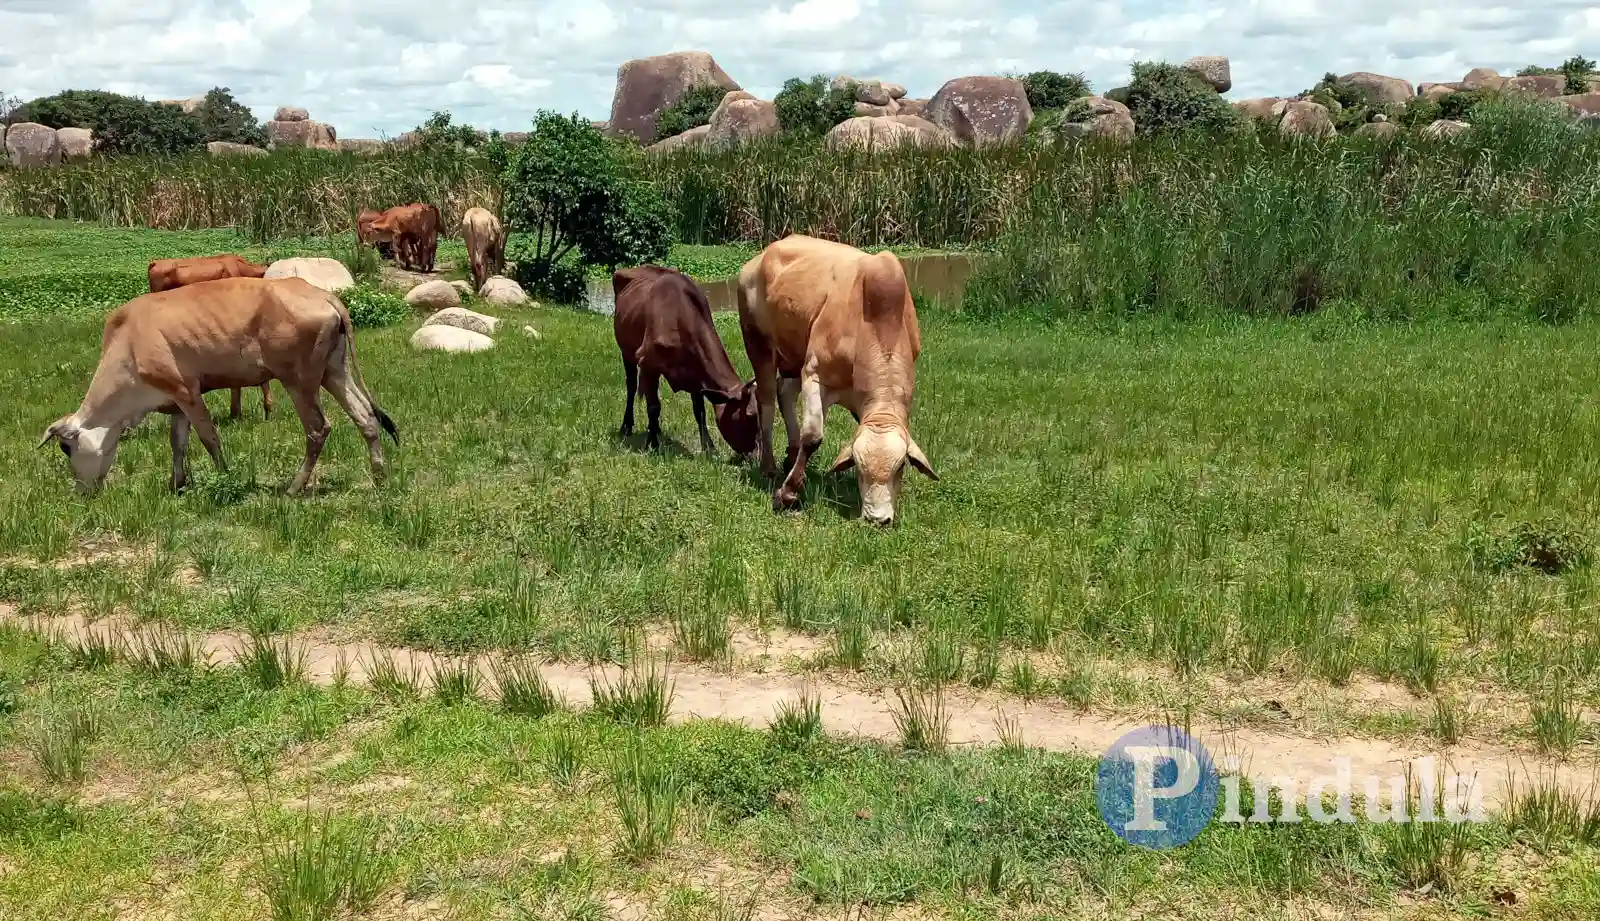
[
  {"left": 192, "top": 87, "right": 268, "bottom": 147},
  {"left": 0, "top": 788, "right": 79, "bottom": 844},
  {"left": 774, "top": 75, "right": 858, "bottom": 137},
  {"left": 501, "top": 111, "right": 674, "bottom": 301},
  {"left": 654, "top": 85, "right": 729, "bottom": 142},
  {"left": 408, "top": 111, "right": 485, "bottom": 151},
  {"left": 339, "top": 286, "right": 409, "bottom": 329},
  {"left": 1124, "top": 62, "right": 1243, "bottom": 136},
  {"left": 1022, "top": 71, "right": 1092, "bottom": 111}
]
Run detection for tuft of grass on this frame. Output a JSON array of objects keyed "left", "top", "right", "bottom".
[
  {"left": 770, "top": 686, "right": 824, "bottom": 750},
  {"left": 916, "top": 628, "right": 965, "bottom": 685},
  {"left": 255, "top": 808, "right": 391, "bottom": 921},
  {"left": 1430, "top": 694, "right": 1466, "bottom": 745},
  {"left": 830, "top": 614, "right": 871, "bottom": 671},
  {"left": 890, "top": 683, "right": 949, "bottom": 754},
  {"left": 0, "top": 788, "right": 80, "bottom": 844},
  {"left": 61, "top": 629, "right": 121, "bottom": 671},
  {"left": 364, "top": 651, "right": 421, "bottom": 700},
  {"left": 130, "top": 624, "right": 209, "bottom": 675},
  {"left": 1530, "top": 671, "right": 1584, "bottom": 757},
  {"left": 30, "top": 709, "right": 101, "bottom": 786},
  {"left": 672, "top": 602, "right": 731, "bottom": 663},
  {"left": 428, "top": 657, "right": 481, "bottom": 706},
  {"left": 610, "top": 735, "right": 683, "bottom": 863},
  {"left": 492, "top": 655, "right": 563, "bottom": 718},
  {"left": 590, "top": 659, "right": 674, "bottom": 727},
  {"left": 1377, "top": 766, "right": 1478, "bottom": 893},
  {"left": 239, "top": 633, "right": 308, "bottom": 691},
  {"left": 543, "top": 721, "right": 587, "bottom": 790},
  {"left": 1508, "top": 775, "right": 1600, "bottom": 853}
]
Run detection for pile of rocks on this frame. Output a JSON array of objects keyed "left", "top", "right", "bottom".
[
  {"left": 401, "top": 275, "right": 537, "bottom": 353},
  {"left": 4, "top": 123, "right": 96, "bottom": 167},
  {"left": 267, "top": 106, "right": 337, "bottom": 151}
]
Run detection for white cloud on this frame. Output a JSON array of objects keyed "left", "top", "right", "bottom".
[{"left": 0, "top": 0, "right": 1590, "bottom": 138}]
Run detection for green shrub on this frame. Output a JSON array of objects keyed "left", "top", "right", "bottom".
[
  {"left": 1126, "top": 62, "right": 1242, "bottom": 135},
  {"left": 774, "top": 75, "right": 858, "bottom": 137},
  {"left": 1301, "top": 73, "right": 1383, "bottom": 132},
  {"left": 340, "top": 286, "right": 409, "bottom": 329},
  {"left": 500, "top": 110, "right": 675, "bottom": 302},
  {"left": 192, "top": 88, "right": 267, "bottom": 148},
  {"left": 18, "top": 90, "right": 205, "bottom": 156},
  {"left": 1022, "top": 71, "right": 1091, "bottom": 111},
  {"left": 654, "top": 85, "right": 729, "bottom": 142},
  {"left": 1518, "top": 56, "right": 1597, "bottom": 95},
  {"left": 409, "top": 111, "right": 485, "bottom": 151}
]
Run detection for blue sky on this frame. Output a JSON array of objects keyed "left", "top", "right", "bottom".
[{"left": 1, "top": 1, "right": 1591, "bottom": 138}]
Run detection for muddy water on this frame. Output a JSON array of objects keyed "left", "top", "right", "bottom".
[{"left": 583, "top": 251, "right": 978, "bottom": 316}]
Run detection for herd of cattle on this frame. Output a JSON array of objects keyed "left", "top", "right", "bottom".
[{"left": 37, "top": 207, "right": 936, "bottom": 524}]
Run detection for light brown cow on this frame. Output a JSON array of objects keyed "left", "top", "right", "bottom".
[
  {"left": 736, "top": 235, "right": 937, "bottom": 525},
  {"left": 38, "top": 278, "right": 398, "bottom": 495},
  {"left": 358, "top": 203, "right": 440, "bottom": 272},
  {"left": 147, "top": 254, "right": 274, "bottom": 421},
  {"left": 461, "top": 207, "right": 506, "bottom": 293}
]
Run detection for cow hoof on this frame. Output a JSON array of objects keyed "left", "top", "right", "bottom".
[{"left": 773, "top": 488, "right": 802, "bottom": 512}]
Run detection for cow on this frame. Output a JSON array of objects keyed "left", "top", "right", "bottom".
[
  {"left": 461, "top": 207, "right": 506, "bottom": 293},
  {"left": 38, "top": 277, "right": 399, "bottom": 496},
  {"left": 356, "top": 209, "right": 395, "bottom": 261},
  {"left": 147, "top": 254, "right": 274, "bottom": 422},
  {"left": 357, "top": 204, "right": 440, "bottom": 272},
  {"left": 736, "top": 235, "right": 937, "bottom": 525},
  {"left": 613, "top": 265, "right": 758, "bottom": 458}
]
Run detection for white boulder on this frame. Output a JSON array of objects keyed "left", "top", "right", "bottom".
[
  {"left": 480, "top": 275, "right": 532, "bottom": 306},
  {"left": 423, "top": 307, "right": 501, "bottom": 336},
  {"left": 405, "top": 279, "right": 461, "bottom": 311},
  {"left": 263, "top": 258, "right": 355, "bottom": 292},
  {"left": 411, "top": 325, "right": 495, "bottom": 353}
]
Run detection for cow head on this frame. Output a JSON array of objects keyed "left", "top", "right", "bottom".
[
  {"left": 709, "top": 379, "right": 759, "bottom": 457},
  {"left": 827, "top": 423, "right": 937, "bottom": 526},
  {"left": 356, "top": 209, "right": 387, "bottom": 244},
  {"left": 38, "top": 415, "right": 121, "bottom": 493}
]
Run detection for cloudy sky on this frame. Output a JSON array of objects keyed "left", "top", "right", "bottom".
[{"left": 1, "top": 0, "right": 1592, "bottom": 138}]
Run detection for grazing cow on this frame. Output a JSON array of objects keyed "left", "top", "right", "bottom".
[
  {"left": 358, "top": 203, "right": 440, "bottom": 272},
  {"left": 461, "top": 207, "right": 506, "bottom": 293},
  {"left": 38, "top": 278, "right": 399, "bottom": 495},
  {"left": 613, "top": 265, "right": 758, "bottom": 457},
  {"left": 736, "top": 235, "right": 937, "bottom": 525},
  {"left": 147, "top": 254, "right": 274, "bottom": 421},
  {"left": 356, "top": 209, "right": 395, "bottom": 261}
]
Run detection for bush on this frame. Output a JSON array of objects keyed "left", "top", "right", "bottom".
[
  {"left": 1301, "top": 73, "right": 1383, "bottom": 133},
  {"left": 774, "top": 75, "right": 858, "bottom": 137},
  {"left": 654, "top": 85, "right": 729, "bottom": 142},
  {"left": 340, "top": 286, "right": 409, "bottom": 328},
  {"left": 409, "top": 111, "right": 486, "bottom": 151},
  {"left": 500, "top": 110, "right": 675, "bottom": 302},
  {"left": 1126, "top": 62, "right": 1242, "bottom": 135},
  {"left": 1518, "top": 56, "right": 1597, "bottom": 96},
  {"left": 16, "top": 89, "right": 205, "bottom": 156},
  {"left": 1022, "top": 71, "right": 1092, "bottom": 111},
  {"left": 192, "top": 88, "right": 267, "bottom": 148}
]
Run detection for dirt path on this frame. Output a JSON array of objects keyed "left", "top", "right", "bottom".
[{"left": 6, "top": 607, "right": 1596, "bottom": 812}]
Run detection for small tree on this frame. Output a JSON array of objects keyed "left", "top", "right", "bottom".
[
  {"left": 0, "top": 91, "right": 19, "bottom": 126},
  {"left": 1126, "top": 62, "right": 1242, "bottom": 136},
  {"left": 1022, "top": 71, "right": 1091, "bottom": 111},
  {"left": 501, "top": 111, "right": 675, "bottom": 302},
  {"left": 654, "top": 85, "right": 728, "bottom": 141},
  {"left": 1517, "top": 56, "right": 1597, "bottom": 95},
  {"left": 411, "top": 111, "right": 485, "bottom": 150},
  {"left": 774, "top": 75, "right": 857, "bottom": 136},
  {"left": 193, "top": 87, "right": 266, "bottom": 147}
]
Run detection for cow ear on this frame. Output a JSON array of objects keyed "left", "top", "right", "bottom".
[
  {"left": 906, "top": 438, "right": 938, "bottom": 481},
  {"left": 827, "top": 442, "right": 856, "bottom": 475}
]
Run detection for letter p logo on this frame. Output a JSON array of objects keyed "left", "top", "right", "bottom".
[{"left": 1097, "top": 726, "right": 1219, "bottom": 849}]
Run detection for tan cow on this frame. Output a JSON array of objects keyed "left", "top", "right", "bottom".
[
  {"left": 461, "top": 207, "right": 506, "bottom": 293},
  {"left": 38, "top": 278, "right": 398, "bottom": 495},
  {"left": 736, "top": 235, "right": 937, "bottom": 525},
  {"left": 147, "top": 254, "right": 274, "bottom": 421}
]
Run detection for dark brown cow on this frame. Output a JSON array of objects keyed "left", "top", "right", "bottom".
[
  {"left": 147, "top": 255, "right": 273, "bottom": 421},
  {"left": 358, "top": 204, "right": 440, "bottom": 272},
  {"left": 612, "top": 265, "right": 758, "bottom": 457}
]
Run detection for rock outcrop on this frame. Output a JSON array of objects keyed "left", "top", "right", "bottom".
[
  {"left": 5, "top": 123, "right": 62, "bottom": 168},
  {"left": 1279, "top": 101, "right": 1336, "bottom": 140},
  {"left": 207, "top": 141, "right": 268, "bottom": 157},
  {"left": 925, "top": 76, "right": 1033, "bottom": 145},
  {"left": 706, "top": 95, "right": 779, "bottom": 146},
  {"left": 1503, "top": 75, "right": 1567, "bottom": 99},
  {"left": 1183, "top": 56, "right": 1232, "bottom": 93},
  {"left": 607, "top": 51, "right": 741, "bottom": 143},
  {"left": 56, "top": 127, "right": 93, "bottom": 160},
  {"left": 1338, "top": 72, "right": 1415, "bottom": 106}
]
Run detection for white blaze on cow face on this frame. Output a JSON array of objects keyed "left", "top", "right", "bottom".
[
  {"left": 828, "top": 423, "right": 938, "bottom": 525},
  {"left": 39, "top": 416, "right": 123, "bottom": 493}
]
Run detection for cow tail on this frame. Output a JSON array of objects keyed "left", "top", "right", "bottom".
[{"left": 337, "top": 301, "right": 400, "bottom": 446}]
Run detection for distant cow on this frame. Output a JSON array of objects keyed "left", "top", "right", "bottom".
[
  {"left": 358, "top": 204, "right": 440, "bottom": 272},
  {"left": 356, "top": 209, "right": 395, "bottom": 261},
  {"left": 461, "top": 207, "right": 506, "bottom": 293},
  {"left": 736, "top": 235, "right": 936, "bottom": 525},
  {"left": 613, "top": 265, "right": 757, "bottom": 457},
  {"left": 147, "top": 254, "right": 273, "bottom": 421},
  {"left": 39, "top": 278, "right": 398, "bottom": 495}
]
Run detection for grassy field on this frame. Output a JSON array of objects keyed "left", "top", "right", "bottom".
[{"left": 3, "top": 218, "right": 1600, "bottom": 918}]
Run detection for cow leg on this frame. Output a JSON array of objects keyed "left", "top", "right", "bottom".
[
  {"left": 172, "top": 390, "right": 226, "bottom": 473},
  {"left": 284, "top": 386, "right": 332, "bottom": 496},
  {"left": 323, "top": 363, "right": 388, "bottom": 486},
  {"left": 619, "top": 359, "right": 638, "bottom": 437},
  {"left": 741, "top": 315, "right": 780, "bottom": 478},
  {"left": 169, "top": 415, "right": 192, "bottom": 492},
  {"left": 229, "top": 387, "right": 244, "bottom": 422},
  {"left": 775, "top": 371, "right": 827, "bottom": 512},
  {"left": 692, "top": 392, "right": 716, "bottom": 457},
  {"left": 778, "top": 376, "right": 802, "bottom": 471},
  {"left": 641, "top": 371, "right": 663, "bottom": 451},
  {"left": 261, "top": 383, "right": 274, "bottom": 420}
]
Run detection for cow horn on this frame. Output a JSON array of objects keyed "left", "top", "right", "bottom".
[
  {"left": 827, "top": 442, "right": 856, "bottom": 474},
  {"left": 37, "top": 419, "right": 64, "bottom": 449},
  {"left": 906, "top": 438, "right": 939, "bottom": 481}
]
